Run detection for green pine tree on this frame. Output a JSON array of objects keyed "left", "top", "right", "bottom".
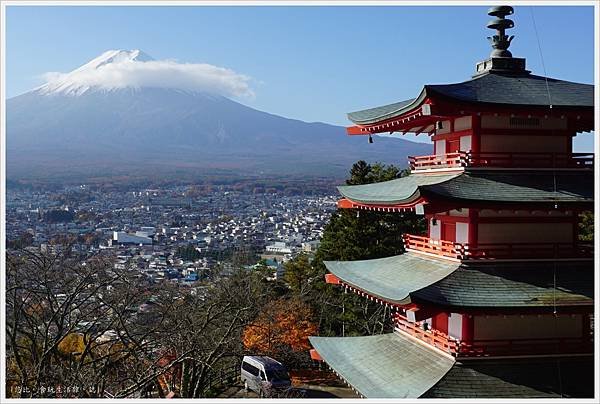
[
  {"left": 298, "top": 161, "right": 427, "bottom": 337},
  {"left": 578, "top": 211, "right": 594, "bottom": 242}
]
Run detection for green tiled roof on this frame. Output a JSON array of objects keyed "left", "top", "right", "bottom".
[
  {"left": 311, "top": 334, "right": 593, "bottom": 398},
  {"left": 337, "top": 173, "right": 459, "bottom": 205},
  {"left": 324, "top": 253, "right": 460, "bottom": 304},
  {"left": 428, "top": 74, "right": 594, "bottom": 109},
  {"left": 325, "top": 253, "right": 592, "bottom": 308},
  {"left": 338, "top": 171, "right": 593, "bottom": 206},
  {"left": 422, "top": 171, "right": 593, "bottom": 203},
  {"left": 309, "top": 332, "right": 455, "bottom": 398},
  {"left": 348, "top": 73, "right": 593, "bottom": 125},
  {"left": 347, "top": 97, "right": 420, "bottom": 125},
  {"left": 424, "top": 357, "right": 594, "bottom": 398},
  {"left": 414, "top": 261, "right": 593, "bottom": 308}
]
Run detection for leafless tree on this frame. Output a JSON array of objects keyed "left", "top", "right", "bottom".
[{"left": 6, "top": 249, "right": 274, "bottom": 398}]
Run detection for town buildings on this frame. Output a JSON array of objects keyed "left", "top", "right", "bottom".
[
  {"left": 6, "top": 184, "right": 336, "bottom": 282},
  {"left": 310, "top": 6, "right": 594, "bottom": 398}
]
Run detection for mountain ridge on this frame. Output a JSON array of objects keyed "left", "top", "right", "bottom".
[{"left": 7, "top": 49, "right": 432, "bottom": 179}]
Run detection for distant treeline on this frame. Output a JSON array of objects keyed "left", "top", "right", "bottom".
[
  {"left": 43, "top": 209, "right": 75, "bottom": 223},
  {"left": 9, "top": 175, "right": 341, "bottom": 196}
]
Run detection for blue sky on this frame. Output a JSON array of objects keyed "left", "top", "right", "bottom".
[{"left": 5, "top": 5, "right": 595, "bottom": 150}]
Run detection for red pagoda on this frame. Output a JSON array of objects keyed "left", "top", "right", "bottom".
[{"left": 309, "top": 6, "right": 594, "bottom": 398}]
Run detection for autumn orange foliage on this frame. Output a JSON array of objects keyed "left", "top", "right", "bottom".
[
  {"left": 243, "top": 298, "right": 318, "bottom": 354},
  {"left": 57, "top": 333, "right": 88, "bottom": 358}
]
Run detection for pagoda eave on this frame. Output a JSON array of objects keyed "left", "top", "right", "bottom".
[
  {"left": 418, "top": 195, "right": 594, "bottom": 213},
  {"left": 347, "top": 115, "right": 439, "bottom": 136},
  {"left": 336, "top": 170, "right": 593, "bottom": 213},
  {"left": 310, "top": 333, "right": 593, "bottom": 397},
  {"left": 337, "top": 196, "right": 427, "bottom": 212},
  {"left": 324, "top": 253, "right": 461, "bottom": 305},
  {"left": 326, "top": 255, "right": 593, "bottom": 310},
  {"left": 429, "top": 96, "right": 595, "bottom": 133},
  {"left": 309, "top": 333, "right": 456, "bottom": 398},
  {"left": 346, "top": 81, "right": 594, "bottom": 135},
  {"left": 347, "top": 107, "right": 593, "bottom": 135}
]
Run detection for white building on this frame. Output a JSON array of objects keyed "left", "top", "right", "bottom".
[
  {"left": 112, "top": 231, "right": 152, "bottom": 245},
  {"left": 265, "top": 241, "right": 292, "bottom": 255}
]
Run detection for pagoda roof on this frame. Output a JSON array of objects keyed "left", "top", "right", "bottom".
[
  {"left": 348, "top": 72, "right": 594, "bottom": 125},
  {"left": 423, "top": 357, "right": 593, "bottom": 398},
  {"left": 337, "top": 172, "right": 459, "bottom": 206},
  {"left": 309, "top": 333, "right": 593, "bottom": 398},
  {"left": 338, "top": 171, "right": 593, "bottom": 207},
  {"left": 347, "top": 98, "right": 417, "bottom": 125},
  {"left": 413, "top": 261, "right": 593, "bottom": 308},
  {"left": 308, "top": 332, "right": 455, "bottom": 398},
  {"left": 326, "top": 253, "right": 592, "bottom": 308},
  {"left": 324, "top": 253, "right": 460, "bottom": 305}
]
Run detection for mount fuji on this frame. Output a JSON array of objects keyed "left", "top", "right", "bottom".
[{"left": 7, "top": 49, "right": 431, "bottom": 179}]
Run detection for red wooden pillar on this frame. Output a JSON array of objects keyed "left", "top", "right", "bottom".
[
  {"left": 432, "top": 313, "right": 449, "bottom": 334},
  {"left": 442, "top": 222, "right": 456, "bottom": 242},
  {"left": 468, "top": 208, "right": 479, "bottom": 248},
  {"left": 447, "top": 138, "right": 460, "bottom": 153},
  {"left": 471, "top": 114, "right": 481, "bottom": 154},
  {"left": 461, "top": 314, "right": 474, "bottom": 343},
  {"left": 426, "top": 214, "right": 431, "bottom": 237}
]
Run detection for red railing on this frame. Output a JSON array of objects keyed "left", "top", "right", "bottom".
[
  {"left": 457, "top": 242, "right": 594, "bottom": 260},
  {"left": 402, "top": 234, "right": 460, "bottom": 259},
  {"left": 394, "top": 313, "right": 593, "bottom": 357},
  {"left": 394, "top": 313, "right": 459, "bottom": 354},
  {"left": 458, "top": 336, "right": 594, "bottom": 357},
  {"left": 409, "top": 152, "right": 594, "bottom": 171},
  {"left": 408, "top": 152, "right": 465, "bottom": 170},
  {"left": 467, "top": 152, "right": 594, "bottom": 169},
  {"left": 403, "top": 234, "right": 593, "bottom": 260}
]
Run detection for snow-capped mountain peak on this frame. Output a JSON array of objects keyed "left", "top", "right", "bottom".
[
  {"left": 73, "top": 49, "right": 154, "bottom": 72},
  {"left": 7, "top": 48, "right": 431, "bottom": 179},
  {"left": 29, "top": 49, "right": 253, "bottom": 98},
  {"left": 35, "top": 49, "right": 155, "bottom": 96}
]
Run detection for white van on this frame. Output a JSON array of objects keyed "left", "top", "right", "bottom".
[{"left": 240, "top": 356, "right": 291, "bottom": 396}]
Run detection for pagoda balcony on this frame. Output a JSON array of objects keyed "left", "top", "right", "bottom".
[
  {"left": 403, "top": 234, "right": 593, "bottom": 261},
  {"left": 409, "top": 152, "right": 594, "bottom": 171},
  {"left": 458, "top": 336, "right": 594, "bottom": 357},
  {"left": 402, "top": 234, "right": 460, "bottom": 259},
  {"left": 394, "top": 313, "right": 460, "bottom": 355},
  {"left": 408, "top": 152, "right": 466, "bottom": 171},
  {"left": 394, "top": 314, "right": 593, "bottom": 357}
]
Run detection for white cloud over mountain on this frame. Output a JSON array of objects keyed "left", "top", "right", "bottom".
[{"left": 37, "top": 50, "right": 254, "bottom": 98}]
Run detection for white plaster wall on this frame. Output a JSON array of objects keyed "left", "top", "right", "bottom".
[
  {"left": 429, "top": 219, "right": 441, "bottom": 240},
  {"left": 460, "top": 135, "right": 472, "bottom": 151},
  {"left": 456, "top": 223, "right": 469, "bottom": 243},
  {"left": 448, "top": 313, "right": 463, "bottom": 340},
  {"left": 435, "top": 140, "right": 446, "bottom": 155},
  {"left": 454, "top": 116, "right": 472, "bottom": 131},
  {"left": 478, "top": 223, "right": 573, "bottom": 243},
  {"left": 436, "top": 120, "right": 452, "bottom": 135},
  {"left": 474, "top": 314, "right": 582, "bottom": 340}
]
